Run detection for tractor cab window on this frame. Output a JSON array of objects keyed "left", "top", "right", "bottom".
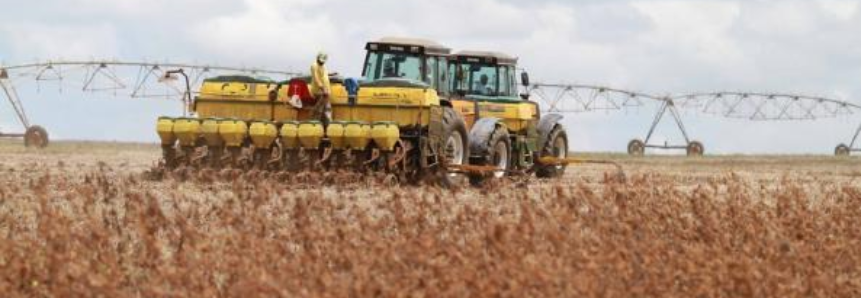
[
  {"left": 499, "top": 65, "right": 512, "bottom": 97},
  {"left": 363, "top": 51, "right": 424, "bottom": 83},
  {"left": 426, "top": 56, "right": 437, "bottom": 90},
  {"left": 451, "top": 63, "right": 498, "bottom": 96},
  {"left": 426, "top": 56, "right": 449, "bottom": 96},
  {"left": 437, "top": 58, "right": 449, "bottom": 96}
]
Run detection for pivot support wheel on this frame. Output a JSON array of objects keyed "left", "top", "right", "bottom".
[
  {"left": 835, "top": 144, "right": 851, "bottom": 156},
  {"left": 24, "top": 125, "right": 49, "bottom": 148},
  {"left": 687, "top": 141, "right": 705, "bottom": 157},
  {"left": 627, "top": 139, "right": 645, "bottom": 156}
]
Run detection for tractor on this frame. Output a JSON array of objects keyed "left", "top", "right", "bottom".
[
  {"left": 155, "top": 37, "right": 569, "bottom": 185},
  {"left": 446, "top": 50, "right": 568, "bottom": 184}
]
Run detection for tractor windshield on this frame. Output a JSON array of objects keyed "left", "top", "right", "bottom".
[
  {"left": 363, "top": 51, "right": 424, "bottom": 83},
  {"left": 451, "top": 63, "right": 499, "bottom": 97},
  {"left": 450, "top": 62, "right": 517, "bottom": 97}
]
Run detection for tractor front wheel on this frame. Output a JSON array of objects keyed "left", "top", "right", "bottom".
[
  {"left": 470, "top": 126, "right": 511, "bottom": 185},
  {"left": 536, "top": 125, "right": 568, "bottom": 178}
]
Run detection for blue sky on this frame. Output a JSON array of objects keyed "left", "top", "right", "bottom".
[{"left": 1, "top": 0, "right": 861, "bottom": 154}]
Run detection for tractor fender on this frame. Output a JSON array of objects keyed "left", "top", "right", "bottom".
[
  {"left": 469, "top": 117, "right": 506, "bottom": 157},
  {"left": 537, "top": 113, "right": 564, "bottom": 148}
]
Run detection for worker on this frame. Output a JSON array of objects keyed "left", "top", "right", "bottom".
[
  {"left": 383, "top": 62, "right": 397, "bottom": 78},
  {"left": 310, "top": 51, "right": 332, "bottom": 126},
  {"left": 477, "top": 74, "right": 494, "bottom": 96}
]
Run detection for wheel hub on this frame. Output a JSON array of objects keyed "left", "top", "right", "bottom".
[
  {"left": 445, "top": 132, "right": 464, "bottom": 165},
  {"left": 552, "top": 136, "right": 567, "bottom": 170},
  {"left": 492, "top": 141, "right": 508, "bottom": 178},
  {"left": 444, "top": 131, "right": 465, "bottom": 179}
]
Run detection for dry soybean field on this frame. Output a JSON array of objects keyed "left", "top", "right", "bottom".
[{"left": 1, "top": 140, "right": 860, "bottom": 297}]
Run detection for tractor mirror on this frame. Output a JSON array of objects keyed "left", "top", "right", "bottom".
[{"left": 521, "top": 72, "right": 530, "bottom": 87}]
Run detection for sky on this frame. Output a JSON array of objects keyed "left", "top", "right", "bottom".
[{"left": 1, "top": 0, "right": 860, "bottom": 154}]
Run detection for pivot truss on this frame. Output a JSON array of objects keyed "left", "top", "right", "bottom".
[
  {"left": 528, "top": 83, "right": 861, "bottom": 156},
  {"left": 0, "top": 60, "right": 297, "bottom": 147}
]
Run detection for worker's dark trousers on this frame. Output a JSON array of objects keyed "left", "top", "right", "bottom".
[{"left": 313, "top": 94, "right": 332, "bottom": 127}]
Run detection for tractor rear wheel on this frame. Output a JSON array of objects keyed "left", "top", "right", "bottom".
[
  {"left": 439, "top": 106, "right": 469, "bottom": 187},
  {"left": 470, "top": 125, "right": 511, "bottom": 185},
  {"left": 536, "top": 125, "right": 568, "bottom": 178},
  {"left": 24, "top": 125, "right": 49, "bottom": 148},
  {"left": 835, "top": 144, "right": 851, "bottom": 156}
]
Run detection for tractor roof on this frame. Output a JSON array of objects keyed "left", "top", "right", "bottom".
[
  {"left": 367, "top": 37, "right": 451, "bottom": 55},
  {"left": 454, "top": 50, "right": 518, "bottom": 66}
]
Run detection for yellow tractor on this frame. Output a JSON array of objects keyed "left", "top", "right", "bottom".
[
  {"left": 447, "top": 51, "right": 568, "bottom": 184},
  {"left": 155, "top": 37, "right": 569, "bottom": 185}
]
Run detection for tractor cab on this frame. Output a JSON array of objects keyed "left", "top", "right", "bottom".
[
  {"left": 444, "top": 50, "right": 554, "bottom": 184},
  {"left": 447, "top": 51, "right": 537, "bottom": 130},
  {"left": 449, "top": 51, "right": 522, "bottom": 102},
  {"left": 361, "top": 37, "right": 451, "bottom": 94}
]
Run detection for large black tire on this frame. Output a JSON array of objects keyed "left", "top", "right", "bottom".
[
  {"left": 627, "top": 139, "right": 645, "bottom": 156},
  {"left": 470, "top": 125, "right": 511, "bottom": 185},
  {"left": 24, "top": 125, "right": 49, "bottom": 148},
  {"left": 687, "top": 141, "right": 705, "bottom": 157},
  {"left": 536, "top": 125, "right": 568, "bottom": 178},
  {"left": 438, "top": 106, "right": 469, "bottom": 187},
  {"left": 835, "top": 144, "right": 851, "bottom": 156}
]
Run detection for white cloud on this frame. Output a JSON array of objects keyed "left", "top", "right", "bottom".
[
  {"left": 632, "top": 0, "right": 743, "bottom": 65},
  {"left": 742, "top": 1, "right": 820, "bottom": 37},
  {"left": 189, "top": 0, "right": 340, "bottom": 72},
  {"left": 62, "top": 0, "right": 235, "bottom": 18},
  {"left": 817, "top": 0, "right": 859, "bottom": 21},
  {"left": 0, "top": 23, "right": 119, "bottom": 61},
  {"left": 412, "top": 0, "right": 531, "bottom": 40}
]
